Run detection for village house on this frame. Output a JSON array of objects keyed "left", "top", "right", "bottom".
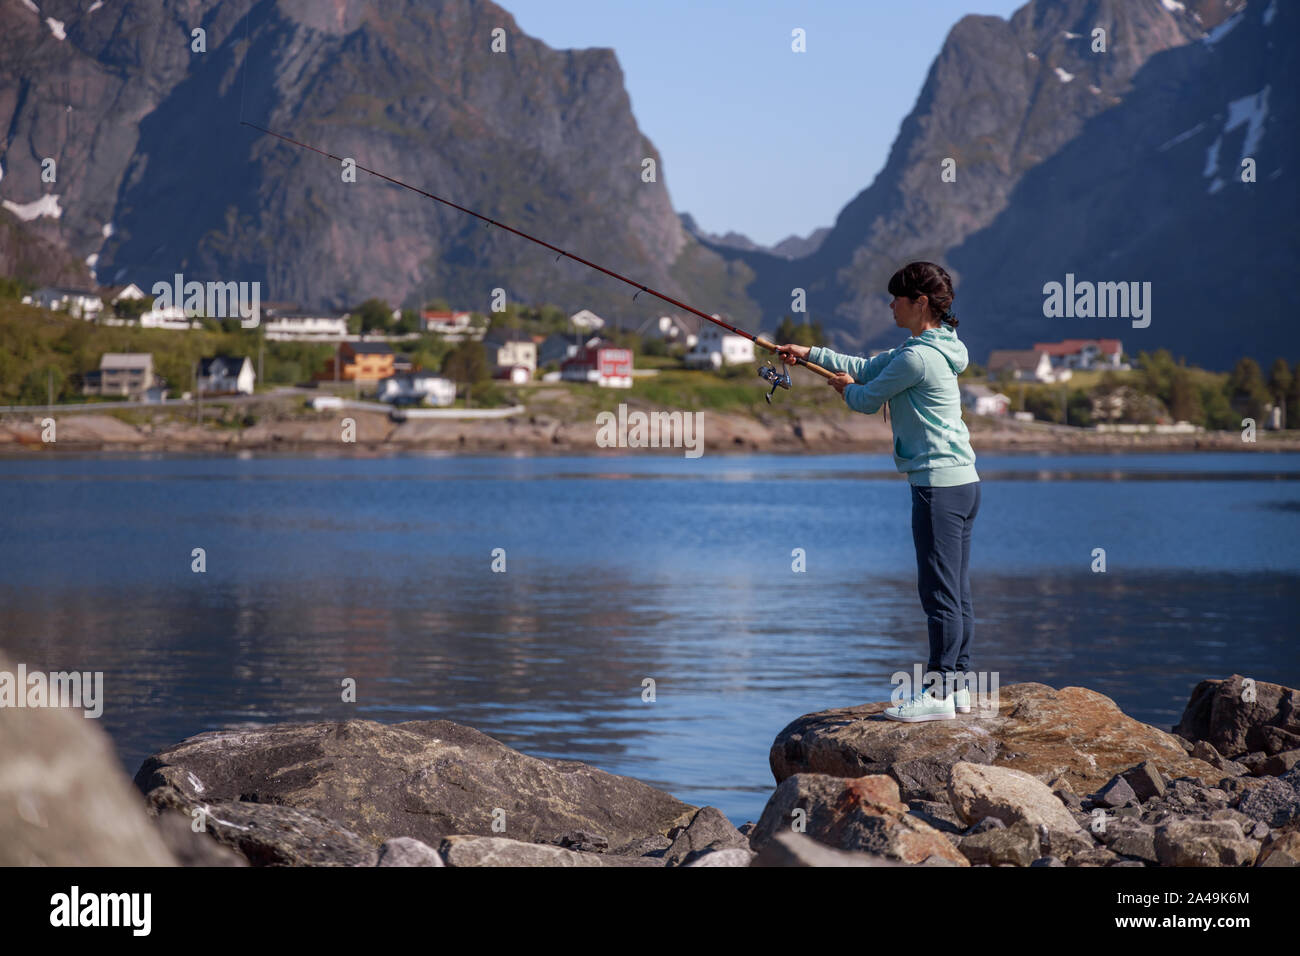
[
  {"left": 421, "top": 309, "right": 476, "bottom": 336},
  {"left": 639, "top": 313, "right": 699, "bottom": 349},
  {"left": 82, "top": 353, "right": 161, "bottom": 401},
  {"left": 263, "top": 311, "right": 350, "bottom": 341},
  {"left": 561, "top": 337, "right": 634, "bottom": 388},
  {"left": 376, "top": 372, "right": 457, "bottom": 406},
  {"left": 987, "top": 348, "right": 1069, "bottom": 383},
  {"left": 1032, "top": 338, "right": 1127, "bottom": 372},
  {"left": 197, "top": 356, "right": 256, "bottom": 396},
  {"left": 685, "top": 321, "right": 755, "bottom": 369},
  {"left": 483, "top": 327, "right": 537, "bottom": 381},
  {"left": 960, "top": 383, "right": 1011, "bottom": 417},
  {"left": 569, "top": 309, "right": 605, "bottom": 331},
  {"left": 319, "top": 342, "right": 395, "bottom": 382},
  {"left": 101, "top": 283, "right": 146, "bottom": 306},
  {"left": 538, "top": 332, "right": 581, "bottom": 367},
  {"left": 139, "top": 305, "right": 198, "bottom": 330},
  {"left": 24, "top": 286, "right": 104, "bottom": 319}
]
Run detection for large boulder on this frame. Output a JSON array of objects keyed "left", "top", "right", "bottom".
[
  {"left": 0, "top": 655, "right": 175, "bottom": 866},
  {"left": 749, "top": 773, "right": 968, "bottom": 866},
  {"left": 770, "top": 683, "right": 1219, "bottom": 802},
  {"left": 1153, "top": 819, "right": 1259, "bottom": 867},
  {"left": 1173, "top": 675, "right": 1300, "bottom": 758},
  {"left": 947, "top": 762, "right": 1087, "bottom": 836},
  {"left": 134, "top": 719, "right": 696, "bottom": 850}
]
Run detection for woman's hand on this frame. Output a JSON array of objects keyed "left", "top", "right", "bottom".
[
  {"left": 774, "top": 343, "right": 810, "bottom": 365},
  {"left": 828, "top": 371, "right": 853, "bottom": 395}
]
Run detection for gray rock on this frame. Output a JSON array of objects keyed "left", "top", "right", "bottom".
[
  {"left": 1029, "top": 856, "right": 1064, "bottom": 867},
  {"left": 1120, "top": 761, "right": 1167, "bottom": 801},
  {"left": 1107, "top": 824, "right": 1159, "bottom": 864},
  {"left": 907, "top": 799, "right": 965, "bottom": 835},
  {"left": 1065, "top": 847, "right": 1122, "bottom": 867},
  {"left": 377, "top": 836, "right": 444, "bottom": 867},
  {"left": 158, "top": 794, "right": 377, "bottom": 866},
  {"left": 440, "top": 835, "right": 663, "bottom": 867},
  {"left": 965, "top": 816, "right": 1007, "bottom": 835},
  {"left": 948, "top": 762, "right": 1088, "bottom": 841},
  {"left": 1257, "top": 749, "right": 1300, "bottom": 777},
  {"left": 1094, "top": 775, "right": 1137, "bottom": 808},
  {"left": 153, "top": 810, "right": 247, "bottom": 867},
  {"left": 1154, "top": 819, "right": 1259, "bottom": 866},
  {"left": 1256, "top": 832, "right": 1300, "bottom": 867},
  {"left": 1236, "top": 775, "right": 1300, "bottom": 828},
  {"left": 663, "top": 806, "right": 749, "bottom": 867},
  {"left": 134, "top": 719, "right": 695, "bottom": 850},
  {"left": 1174, "top": 675, "right": 1300, "bottom": 759},
  {"left": 959, "top": 820, "right": 1040, "bottom": 867},
  {"left": 554, "top": 830, "right": 610, "bottom": 853},
  {"left": 0, "top": 654, "right": 176, "bottom": 866},
  {"left": 609, "top": 833, "right": 672, "bottom": 858}
]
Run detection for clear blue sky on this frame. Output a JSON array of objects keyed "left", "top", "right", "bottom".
[{"left": 506, "top": 0, "right": 1026, "bottom": 247}]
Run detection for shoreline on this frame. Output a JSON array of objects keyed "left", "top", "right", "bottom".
[{"left": 2, "top": 409, "right": 1298, "bottom": 458}]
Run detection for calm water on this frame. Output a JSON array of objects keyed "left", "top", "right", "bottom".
[{"left": 1, "top": 451, "right": 1298, "bottom": 826}]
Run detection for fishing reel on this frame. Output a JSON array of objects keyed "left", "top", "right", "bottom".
[{"left": 757, "top": 361, "right": 792, "bottom": 403}]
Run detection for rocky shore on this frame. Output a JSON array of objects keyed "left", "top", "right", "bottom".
[
  {"left": 2, "top": 667, "right": 1297, "bottom": 867},
  {"left": 2, "top": 409, "right": 1297, "bottom": 456}
]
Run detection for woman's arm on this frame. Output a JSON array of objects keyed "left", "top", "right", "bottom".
[
  {"left": 841, "top": 347, "right": 926, "bottom": 414},
  {"left": 809, "top": 345, "right": 897, "bottom": 384}
]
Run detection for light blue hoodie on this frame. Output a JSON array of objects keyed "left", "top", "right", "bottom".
[{"left": 809, "top": 325, "right": 979, "bottom": 487}]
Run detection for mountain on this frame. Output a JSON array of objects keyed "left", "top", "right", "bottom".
[
  {"left": 948, "top": 0, "right": 1296, "bottom": 368},
  {"left": 0, "top": 0, "right": 756, "bottom": 325},
  {"left": 679, "top": 212, "right": 830, "bottom": 261},
  {"left": 700, "top": 0, "right": 1292, "bottom": 369}
]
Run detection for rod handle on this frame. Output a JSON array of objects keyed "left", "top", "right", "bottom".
[{"left": 753, "top": 336, "right": 835, "bottom": 381}]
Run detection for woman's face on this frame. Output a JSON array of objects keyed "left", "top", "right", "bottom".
[{"left": 890, "top": 294, "right": 926, "bottom": 327}]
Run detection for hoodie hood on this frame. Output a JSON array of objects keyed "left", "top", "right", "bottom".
[{"left": 909, "top": 324, "right": 968, "bottom": 375}]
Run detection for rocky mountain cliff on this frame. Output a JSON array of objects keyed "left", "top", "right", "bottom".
[
  {"left": 947, "top": 0, "right": 1295, "bottom": 368},
  {"left": 706, "top": 0, "right": 1285, "bottom": 368},
  {"left": 0, "top": 0, "right": 756, "bottom": 325}
]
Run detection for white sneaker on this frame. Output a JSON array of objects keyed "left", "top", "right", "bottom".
[
  {"left": 884, "top": 691, "right": 956, "bottom": 722},
  {"left": 953, "top": 687, "right": 972, "bottom": 713}
]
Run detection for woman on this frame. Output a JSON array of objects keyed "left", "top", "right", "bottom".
[{"left": 776, "top": 262, "right": 980, "bottom": 722}]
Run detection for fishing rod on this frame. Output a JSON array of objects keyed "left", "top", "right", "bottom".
[{"left": 239, "top": 120, "right": 837, "bottom": 402}]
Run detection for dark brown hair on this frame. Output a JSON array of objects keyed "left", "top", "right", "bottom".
[{"left": 887, "top": 261, "right": 957, "bottom": 328}]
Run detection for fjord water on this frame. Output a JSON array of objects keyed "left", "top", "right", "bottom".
[{"left": 1, "top": 451, "right": 1298, "bottom": 826}]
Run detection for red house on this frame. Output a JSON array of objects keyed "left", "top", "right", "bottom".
[{"left": 561, "top": 338, "right": 633, "bottom": 388}]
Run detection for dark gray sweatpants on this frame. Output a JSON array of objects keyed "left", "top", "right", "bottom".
[{"left": 910, "top": 481, "right": 981, "bottom": 690}]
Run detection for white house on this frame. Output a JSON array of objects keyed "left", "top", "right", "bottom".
[
  {"left": 376, "top": 372, "right": 456, "bottom": 406},
  {"left": 140, "top": 305, "right": 199, "bottom": 330},
  {"left": 960, "top": 383, "right": 1010, "bottom": 417},
  {"left": 483, "top": 328, "right": 537, "bottom": 376},
  {"left": 1032, "top": 339, "right": 1127, "bottom": 371},
  {"left": 570, "top": 309, "right": 606, "bottom": 331},
  {"left": 639, "top": 314, "right": 699, "bottom": 349},
  {"left": 82, "top": 352, "right": 157, "bottom": 400},
  {"left": 198, "top": 355, "right": 256, "bottom": 395},
  {"left": 102, "top": 283, "right": 146, "bottom": 305},
  {"left": 263, "top": 313, "right": 350, "bottom": 340},
  {"left": 987, "top": 349, "right": 1069, "bottom": 383},
  {"left": 24, "top": 286, "right": 104, "bottom": 318},
  {"left": 685, "top": 320, "right": 755, "bottom": 369}
]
